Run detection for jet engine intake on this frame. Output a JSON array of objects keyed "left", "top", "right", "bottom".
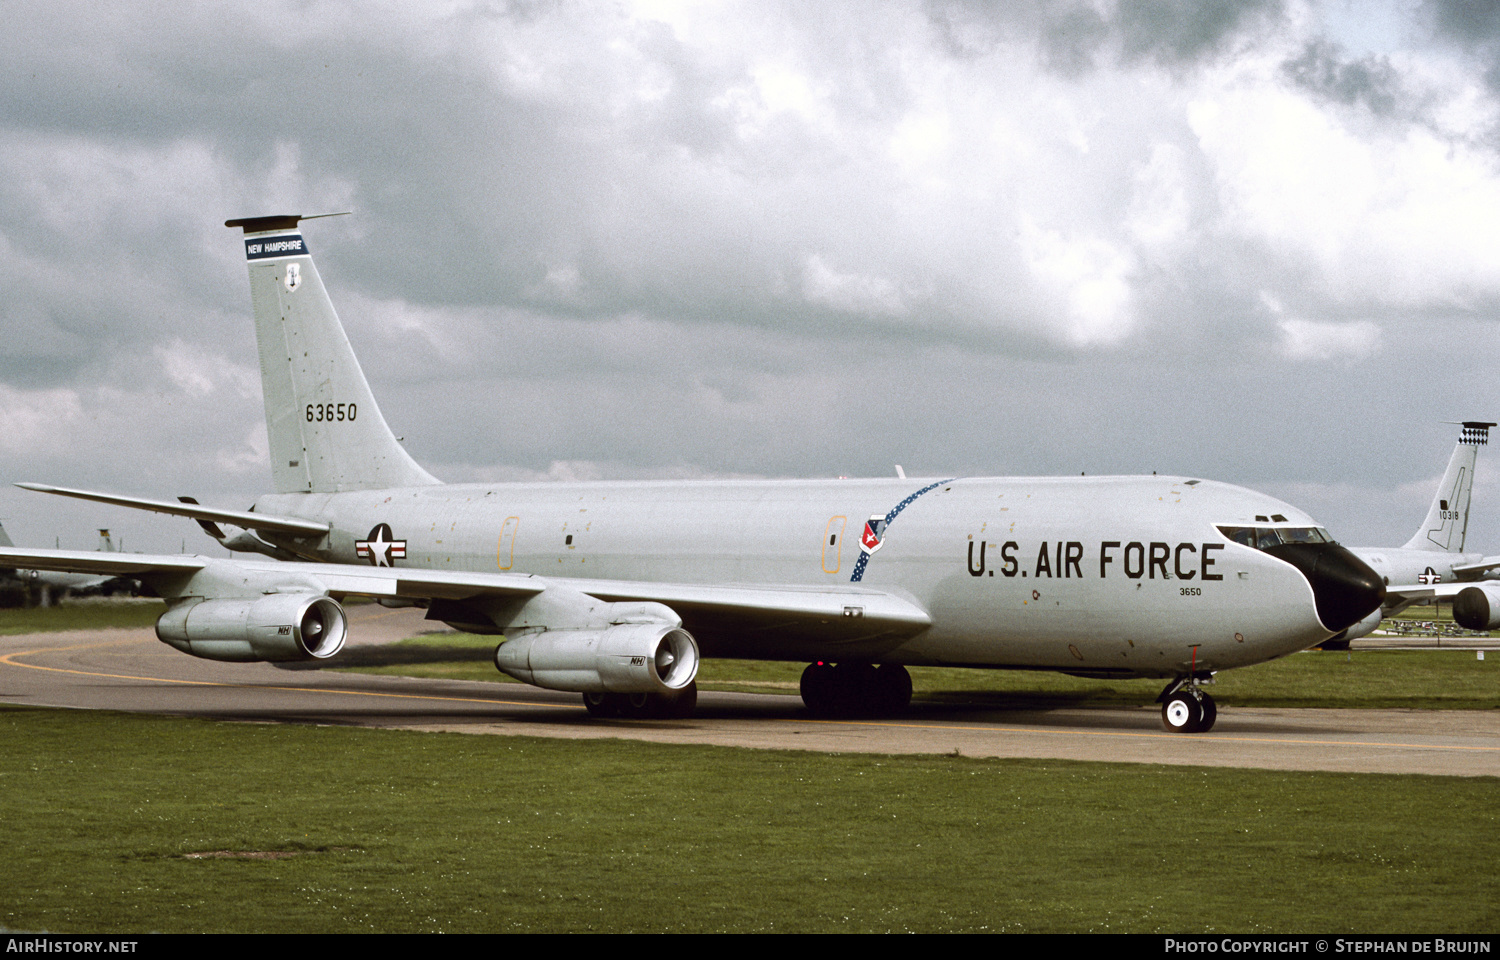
[
  {"left": 156, "top": 594, "right": 348, "bottom": 662},
  {"left": 1453, "top": 583, "right": 1500, "bottom": 631},
  {"left": 494, "top": 622, "right": 699, "bottom": 694}
]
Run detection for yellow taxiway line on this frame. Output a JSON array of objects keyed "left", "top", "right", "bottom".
[{"left": 4, "top": 638, "right": 1499, "bottom": 755}]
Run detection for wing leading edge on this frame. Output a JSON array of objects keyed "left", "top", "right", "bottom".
[{"left": 0, "top": 547, "right": 931, "bottom": 654}]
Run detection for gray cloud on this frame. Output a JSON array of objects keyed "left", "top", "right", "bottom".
[
  {"left": 1116, "top": 0, "right": 1285, "bottom": 66},
  {"left": 1283, "top": 39, "right": 1402, "bottom": 113},
  {"left": 0, "top": 0, "right": 1499, "bottom": 557},
  {"left": 927, "top": 0, "right": 1285, "bottom": 74},
  {"left": 1427, "top": 0, "right": 1500, "bottom": 45}
]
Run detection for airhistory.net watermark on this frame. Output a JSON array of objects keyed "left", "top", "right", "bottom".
[{"left": 5, "top": 940, "right": 137, "bottom": 953}]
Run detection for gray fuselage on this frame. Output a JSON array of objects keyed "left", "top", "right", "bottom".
[{"left": 255, "top": 473, "right": 1331, "bottom": 679}]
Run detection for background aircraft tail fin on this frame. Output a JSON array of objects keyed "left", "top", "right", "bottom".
[
  {"left": 1401, "top": 421, "right": 1495, "bottom": 553},
  {"left": 226, "top": 215, "right": 439, "bottom": 494}
]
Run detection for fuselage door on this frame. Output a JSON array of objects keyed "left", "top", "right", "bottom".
[
  {"left": 497, "top": 516, "right": 519, "bottom": 570},
  {"left": 823, "top": 516, "right": 847, "bottom": 574}
]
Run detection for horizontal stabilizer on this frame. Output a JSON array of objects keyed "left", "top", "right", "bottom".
[
  {"left": 1451, "top": 556, "right": 1500, "bottom": 577},
  {"left": 1382, "top": 580, "right": 1474, "bottom": 616},
  {"left": 15, "top": 483, "right": 330, "bottom": 538},
  {"left": 1384, "top": 582, "right": 1470, "bottom": 601},
  {"left": 0, "top": 547, "right": 543, "bottom": 600}
]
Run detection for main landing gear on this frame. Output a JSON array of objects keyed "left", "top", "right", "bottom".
[
  {"left": 582, "top": 682, "right": 698, "bottom": 720},
  {"left": 1158, "top": 676, "right": 1217, "bottom": 733},
  {"left": 799, "top": 662, "right": 912, "bottom": 717}
]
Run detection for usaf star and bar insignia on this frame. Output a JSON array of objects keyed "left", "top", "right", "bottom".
[{"left": 356, "top": 523, "right": 407, "bottom": 567}]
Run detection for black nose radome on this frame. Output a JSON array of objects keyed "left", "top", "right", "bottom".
[{"left": 1263, "top": 542, "right": 1386, "bottom": 634}]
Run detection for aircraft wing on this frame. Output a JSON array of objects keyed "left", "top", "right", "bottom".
[
  {"left": 0, "top": 548, "right": 207, "bottom": 578},
  {"left": 562, "top": 577, "right": 932, "bottom": 650},
  {"left": 0, "top": 548, "right": 930, "bottom": 649},
  {"left": 14, "top": 483, "right": 329, "bottom": 538}
]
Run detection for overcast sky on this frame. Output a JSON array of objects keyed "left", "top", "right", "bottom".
[{"left": 4, "top": 0, "right": 1500, "bottom": 555}]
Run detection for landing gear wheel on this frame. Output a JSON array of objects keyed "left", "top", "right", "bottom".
[
  {"left": 871, "top": 664, "right": 912, "bottom": 714},
  {"left": 1197, "top": 693, "right": 1217, "bottom": 732},
  {"left": 582, "top": 691, "right": 624, "bottom": 718},
  {"left": 590, "top": 682, "right": 698, "bottom": 720},
  {"left": 658, "top": 681, "right": 698, "bottom": 719},
  {"left": 801, "top": 662, "right": 911, "bottom": 717},
  {"left": 838, "top": 662, "right": 878, "bottom": 716},
  {"left": 800, "top": 662, "right": 838, "bottom": 717},
  {"left": 1162, "top": 692, "right": 1203, "bottom": 733},
  {"left": 620, "top": 692, "right": 654, "bottom": 718}
]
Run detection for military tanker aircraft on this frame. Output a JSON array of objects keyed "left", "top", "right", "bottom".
[
  {"left": 0, "top": 216, "right": 1386, "bottom": 732},
  {"left": 0, "top": 523, "right": 126, "bottom": 601},
  {"left": 1334, "top": 421, "right": 1500, "bottom": 643}
]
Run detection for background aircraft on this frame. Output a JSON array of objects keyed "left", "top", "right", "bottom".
[
  {"left": 0, "top": 217, "right": 1385, "bottom": 732},
  {"left": 1318, "top": 422, "right": 1500, "bottom": 647},
  {"left": 0, "top": 523, "right": 129, "bottom": 604}
]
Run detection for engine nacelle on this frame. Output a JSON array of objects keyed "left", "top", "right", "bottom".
[
  {"left": 156, "top": 594, "right": 348, "bottom": 662},
  {"left": 1328, "top": 608, "right": 1383, "bottom": 645},
  {"left": 494, "top": 623, "right": 699, "bottom": 694},
  {"left": 1453, "top": 583, "right": 1500, "bottom": 631}
]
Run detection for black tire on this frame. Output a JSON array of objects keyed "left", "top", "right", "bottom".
[
  {"left": 836, "top": 662, "right": 878, "bottom": 716},
  {"left": 582, "top": 691, "right": 621, "bottom": 718},
  {"left": 1161, "top": 692, "right": 1203, "bottom": 733},
  {"left": 1198, "top": 693, "right": 1218, "bottom": 732},
  {"left": 659, "top": 681, "right": 698, "bottom": 719},
  {"left": 800, "top": 662, "right": 838, "bottom": 716},
  {"left": 871, "top": 664, "right": 913, "bottom": 714},
  {"left": 620, "top": 692, "right": 655, "bottom": 718},
  {"left": 606, "top": 685, "right": 699, "bottom": 720}
]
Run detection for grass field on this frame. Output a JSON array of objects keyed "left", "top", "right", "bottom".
[
  {"left": 0, "top": 599, "right": 165, "bottom": 636},
  {"left": 337, "top": 632, "right": 1500, "bottom": 710},
  {"left": 0, "top": 704, "right": 1494, "bottom": 934}
]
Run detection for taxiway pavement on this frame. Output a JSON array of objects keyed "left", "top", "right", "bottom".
[{"left": 1, "top": 606, "right": 1495, "bottom": 777}]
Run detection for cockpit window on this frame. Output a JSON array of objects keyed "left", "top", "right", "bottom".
[
  {"left": 1216, "top": 525, "right": 1330, "bottom": 549},
  {"left": 1220, "top": 526, "right": 1255, "bottom": 547}
]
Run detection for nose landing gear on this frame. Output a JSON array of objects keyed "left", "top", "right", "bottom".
[{"left": 1159, "top": 676, "right": 1217, "bottom": 733}]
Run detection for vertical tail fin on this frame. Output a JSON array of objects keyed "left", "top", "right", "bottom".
[
  {"left": 226, "top": 215, "right": 439, "bottom": 494},
  {"left": 1402, "top": 421, "right": 1495, "bottom": 552}
]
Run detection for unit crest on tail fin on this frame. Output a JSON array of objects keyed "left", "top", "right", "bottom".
[{"left": 225, "top": 214, "right": 439, "bottom": 495}]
